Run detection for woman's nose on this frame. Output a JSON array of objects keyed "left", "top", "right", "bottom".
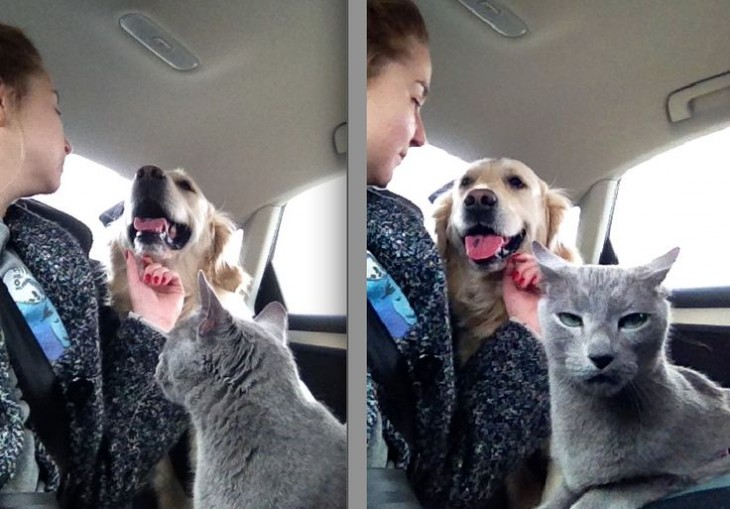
[
  {"left": 411, "top": 112, "right": 427, "bottom": 147},
  {"left": 64, "top": 137, "right": 73, "bottom": 155}
]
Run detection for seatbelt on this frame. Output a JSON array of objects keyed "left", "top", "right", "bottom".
[
  {"left": 20, "top": 200, "right": 92, "bottom": 256},
  {"left": 367, "top": 301, "right": 417, "bottom": 446},
  {"left": 367, "top": 468, "right": 423, "bottom": 508},
  {"left": 0, "top": 281, "right": 70, "bottom": 477},
  {"left": 0, "top": 492, "right": 61, "bottom": 509}
]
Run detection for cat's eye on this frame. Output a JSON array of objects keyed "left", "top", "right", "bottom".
[
  {"left": 619, "top": 313, "right": 649, "bottom": 330},
  {"left": 557, "top": 313, "right": 583, "bottom": 327}
]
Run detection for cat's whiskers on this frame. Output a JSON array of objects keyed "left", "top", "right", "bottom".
[
  {"left": 550, "top": 369, "right": 572, "bottom": 391},
  {"left": 624, "top": 381, "right": 647, "bottom": 428}
]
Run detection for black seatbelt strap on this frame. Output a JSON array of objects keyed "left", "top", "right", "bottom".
[
  {"left": 0, "top": 281, "right": 70, "bottom": 477},
  {"left": 0, "top": 492, "right": 61, "bottom": 508},
  {"left": 367, "top": 468, "right": 423, "bottom": 508},
  {"left": 367, "top": 301, "right": 416, "bottom": 446}
]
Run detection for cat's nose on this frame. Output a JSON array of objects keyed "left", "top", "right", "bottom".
[{"left": 589, "top": 354, "right": 614, "bottom": 370}]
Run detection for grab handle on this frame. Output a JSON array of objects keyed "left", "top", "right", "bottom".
[{"left": 667, "top": 71, "right": 730, "bottom": 122}]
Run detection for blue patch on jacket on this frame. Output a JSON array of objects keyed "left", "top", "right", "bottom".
[{"left": 367, "top": 251, "right": 416, "bottom": 339}]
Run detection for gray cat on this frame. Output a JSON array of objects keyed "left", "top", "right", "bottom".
[
  {"left": 532, "top": 242, "right": 730, "bottom": 509},
  {"left": 155, "top": 273, "right": 347, "bottom": 509}
]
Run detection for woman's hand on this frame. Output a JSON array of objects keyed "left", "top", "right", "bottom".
[
  {"left": 502, "top": 253, "right": 542, "bottom": 338},
  {"left": 125, "top": 250, "right": 184, "bottom": 332}
]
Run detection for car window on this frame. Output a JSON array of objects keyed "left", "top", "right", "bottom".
[
  {"left": 388, "top": 145, "right": 470, "bottom": 237},
  {"left": 609, "top": 126, "right": 730, "bottom": 289},
  {"left": 32, "top": 155, "right": 131, "bottom": 264},
  {"left": 272, "top": 173, "right": 346, "bottom": 316}
]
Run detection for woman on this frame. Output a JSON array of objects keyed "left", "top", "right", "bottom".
[
  {"left": 366, "top": 1, "right": 550, "bottom": 507},
  {"left": 0, "top": 23, "right": 187, "bottom": 508}
]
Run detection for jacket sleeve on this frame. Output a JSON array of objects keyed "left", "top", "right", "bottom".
[
  {"left": 69, "top": 311, "right": 189, "bottom": 509},
  {"left": 421, "top": 321, "right": 551, "bottom": 508}
]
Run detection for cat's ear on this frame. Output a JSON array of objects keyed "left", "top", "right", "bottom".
[
  {"left": 255, "top": 302, "right": 288, "bottom": 343},
  {"left": 197, "top": 271, "right": 229, "bottom": 336},
  {"left": 638, "top": 247, "right": 680, "bottom": 287},
  {"left": 531, "top": 241, "right": 569, "bottom": 283}
]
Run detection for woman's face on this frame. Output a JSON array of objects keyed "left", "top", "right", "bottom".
[
  {"left": 367, "top": 41, "right": 431, "bottom": 187},
  {"left": 1, "top": 72, "right": 72, "bottom": 198}
]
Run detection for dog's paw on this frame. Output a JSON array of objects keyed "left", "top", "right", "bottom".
[{"left": 509, "top": 253, "right": 541, "bottom": 292}]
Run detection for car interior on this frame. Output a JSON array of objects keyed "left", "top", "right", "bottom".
[
  {"left": 412, "top": 0, "right": 730, "bottom": 369},
  {"left": 1, "top": 0, "right": 347, "bottom": 492},
  {"left": 3, "top": 0, "right": 730, "bottom": 507},
  {"left": 372, "top": 0, "right": 730, "bottom": 506}
]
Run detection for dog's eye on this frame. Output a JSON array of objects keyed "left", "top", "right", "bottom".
[
  {"left": 507, "top": 176, "right": 526, "bottom": 189},
  {"left": 460, "top": 176, "right": 472, "bottom": 187},
  {"left": 557, "top": 313, "right": 583, "bottom": 328},
  {"left": 618, "top": 313, "right": 649, "bottom": 330},
  {"left": 176, "top": 180, "right": 195, "bottom": 192}
]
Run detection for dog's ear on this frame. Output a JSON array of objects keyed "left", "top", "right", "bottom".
[
  {"left": 206, "top": 213, "right": 251, "bottom": 296},
  {"left": 543, "top": 185, "right": 581, "bottom": 263},
  {"left": 432, "top": 190, "right": 454, "bottom": 259}
]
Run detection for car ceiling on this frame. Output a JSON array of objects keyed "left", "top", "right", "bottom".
[
  {"left": 417, "top": 0, "right": 730, "bottom": 202},
  {"left": 1, "top": 0, "right": 346, "bottom": 221}
]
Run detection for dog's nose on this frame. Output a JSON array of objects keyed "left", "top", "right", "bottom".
[
  {"left": 464, "top": 189, "right": 498, "bottom": 209},
  {"left": 589, "top": 354, "right": 614, "bottom": 370},
  {"left": 136, "top": 165, "right": 166, "bottom": 181}
]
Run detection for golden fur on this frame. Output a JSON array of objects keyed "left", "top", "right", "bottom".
[
  {"left": 433, "top": 157, "right": 579, "bottom": 363},
  {"left": 109, "top": 168, "right": 250, "bottom": 321},
  {"left": 107, "top": 167, "right": 250, "bottom": 509},
  {"left": 434, "top": 158, "right": 577, "bottom": 509}
]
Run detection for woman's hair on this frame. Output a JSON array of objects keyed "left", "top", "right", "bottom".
[
  {"left": 367, "top": 0, "right": 429, "bottom": 80},
  {"left": 0, "top": 23, "right": 45, "bottom": 104}
]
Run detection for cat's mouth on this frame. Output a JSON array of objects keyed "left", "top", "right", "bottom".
[
  {"left": 583, "top": 373, "right": 626, "bottom": 395},
  {"left": 586, "top": 374, "right": 617, "bottom": 385},
  {"left": 461, "top": 226, "right": 526, "bottom": 269}
]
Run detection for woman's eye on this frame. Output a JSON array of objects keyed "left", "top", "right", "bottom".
[
  {"left": 557, "top": 313, "right": 583, "bottom": 327},
  {"left": 619, "top": 313, "right": 649, "bottom": 330},
  {"left": 507, "top": 176, "right": 526, "bottom": 189}
]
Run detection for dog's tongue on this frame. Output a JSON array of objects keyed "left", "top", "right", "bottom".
[
  {"left": 465, "top": 234, "right": 505, "bottom": 261},
  {"left": 133, "top": 217, "right": 168, "bottom": 234}
]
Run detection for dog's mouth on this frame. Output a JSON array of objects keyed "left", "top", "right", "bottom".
[
  {"left": 462, "top": 227, "right": 526, "bottom": 266},
  {"left": 128, "top": 200, "right": 192, "bottom": 251}
]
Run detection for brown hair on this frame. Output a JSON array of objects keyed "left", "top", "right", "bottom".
[
  {"left": 0, "top": 23, "right": 45, "bottom": 104},
  {"left": 367, "top": 0, "right": 429, "bottom": 80}
]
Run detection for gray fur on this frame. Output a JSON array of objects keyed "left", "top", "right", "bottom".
[
  {"left": 156, "top": 273, "right": 346, "bottom": 509},
  {"left": 533, "top": 242, "right": 730, "bottom": 509}
]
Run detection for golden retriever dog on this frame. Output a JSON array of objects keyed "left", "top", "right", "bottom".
[
  {"left": 107, "top": 165, "right": 251, "bottom": 509},
  {"left": 109, "top": 165, "right": 250, "bottom": 321},
  {"left": 434, "top": 157, "right": 578, "bottom": 509},
  {"left": 433, "top": 157, "right": 578, "bottom": 364}
]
